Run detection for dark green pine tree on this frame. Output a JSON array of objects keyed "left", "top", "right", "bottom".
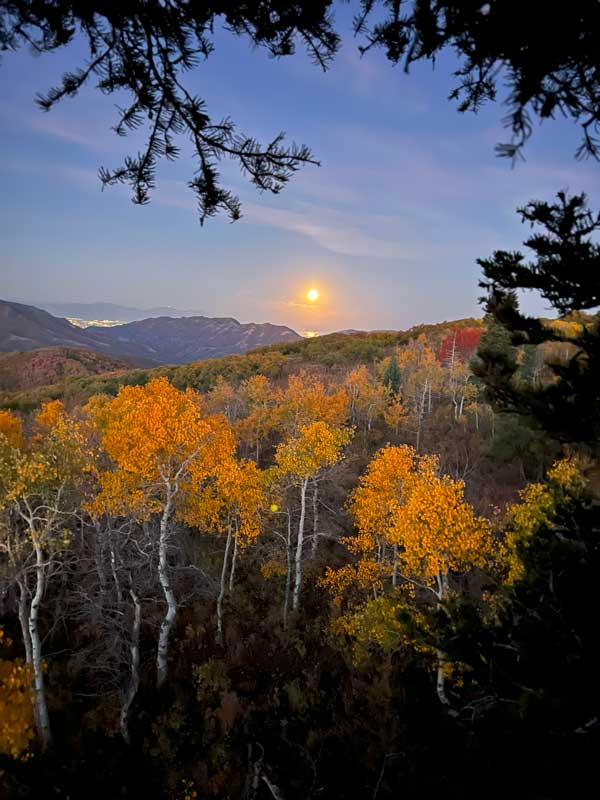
[
  {"left": 383, "top": 352, "right": 402, "bottom": 396},
  {"left": 473, "top": 192, "right": 600, "bottom": 455}
]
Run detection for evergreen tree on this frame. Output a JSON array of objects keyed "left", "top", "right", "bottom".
[
  {"left": 473, "top": 192, "right": 600, "bottom": 454},
  {"left": 382, "top": 352, "right": 402, "bottom": 396}
]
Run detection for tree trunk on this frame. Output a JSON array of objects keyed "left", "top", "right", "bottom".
[
  {"left": 29, "top": 540, "right": 52, "bottom": 750},
  {"left": 157, "top": 492, "right": 177, "bottom": 688},
  {"left": 17, "top": 579, "right": 37, "bottom": 731},
  {"left": 120, "top": 587, "right": 141, "bottom": 745},
  {"left": 283, "top": 511, "right": 292, "bottom": 629},
  {"left": 216, "top": 524, "right": 233, "bottom": 645},
  {"left": 292, "top": 479, "right": 308, "bottom": 612},
  {"left": 229, "top": 528, "right": 239, "bottom": 593},
  {"left": 435, "top": 648, "right": 451, "bottom": 707},
  {"left": 17, "top": 580, "right": 33, "bottom": 669},
  {"left": 392, "top": 544, "right": 398, "bottom": 588},
  {"left": 108, "top": 527, "right": 121, "bottom": 605},
  {"left": 310, "top": 480, "right": 319, "bottom": 559},
  {"left": 434, "top": 570, "right": 452, "bottom": 710}
]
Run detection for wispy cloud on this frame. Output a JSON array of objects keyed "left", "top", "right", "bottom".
[{"left": 243, "top": 202, "right": 410, "bottom": 258}]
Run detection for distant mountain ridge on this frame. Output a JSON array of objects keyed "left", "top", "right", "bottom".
[
  {"left": 86, "top": 315, "right": 301, "bottom": 363},
  {"left": 0, "top": 300, "right": 302, "bottom": 365},
  {"left": 37, "top": 301, "right": 205, "bottom": 323}
]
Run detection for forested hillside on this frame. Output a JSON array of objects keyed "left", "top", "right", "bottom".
[
  {"left": 3, "top": 1, "right": 600, "bottom": 796},
  {"left": 2, "top": 297, "right": 596, "bottom": 798},
  {"left": 0, "top": 348, "right": 134, "bottom": 392},
  {"left": 0, "top": 319, "right": 483, "bottom": 412}
]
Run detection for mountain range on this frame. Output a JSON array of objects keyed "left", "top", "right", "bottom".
[
  {"left": 0, "top": 299, "right": 302, "bottom": 366},
  {"left": 37, "top": 301, "right": 206, "bottom": 323}
]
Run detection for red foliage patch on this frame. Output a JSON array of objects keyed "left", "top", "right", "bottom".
[{"left": 438, "top": 328, "right": 483, "bottom": 365}]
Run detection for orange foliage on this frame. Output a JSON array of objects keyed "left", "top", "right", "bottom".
[
  {"left": 276, "top": 371, "right": 349, "bottom": 436},
  {"left": 0, "top": 410, "right": 23, "bottom": 450},
  {"left": 0, "top": 628, "right": 34, "bottom": 761},
  {"left": 274, "top": 421, "right": 352, "bottom": 481},
  {"left": 330, "top": 445, "right": 493, "bottom": 599},
  {"left": 89, "top": 377, "right": 234, "bottom": 519}
]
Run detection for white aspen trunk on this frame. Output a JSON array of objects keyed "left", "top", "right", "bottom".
[
  {"left": 474, "top": 404, "right": 479, "bottom": 432},
  {"left": 216, "top": 524, "right": 233, "bottom": 645},
  {"left": 310, "top": 481, "right": 319, "bottom": 559},
  {"left": 292, "top": 479, "right": 308, "bottom": 612},
  {"left": 434, "top": 570, "right": 452, "bottom": 709},
  {"left": 120, "top": 587, "right": 141, "bottom": 745},
  {"left": 17, "top": 580, "right": 33, "bottom": 668},
  {"left": 29, "top": 540, "right": 51, "bottom": 750},
  {"left": 283, "top": 512, "right": 292, "bottom": 629},
  {"left": 156, "top": 490, "right": 176, "bottom": 689},
  {"left": 108, "top": 527, "right": 121, "bottom": 604},
  {"left": 392, "top": 544, "right": 398, "bottom": 588},
  {"left": 228, "top": 528, "right": 239, "bottom": 593},
  {"left": 17, "top": 579, "right": 37, "bottom": 730},
  {"left": 436, "top": 648, "right": 451, "bottom": 707},
  {"left": 416, "top": 381, "right": 428, "bottom": 452}
]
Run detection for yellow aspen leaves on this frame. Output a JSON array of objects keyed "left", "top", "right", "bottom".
[
  {"left": 332, "top": 445, "right": 493, "bottom": 599},
  {"left": 0, "top": 410, "right": 23, "bottom": 450},
  {"left": 0, "top": 628, "right": 34, "bottom": 761},
  {"left": 274, "top": 421, "right": 352, "bottom": 481},
  {"left": 503, "top": 457, "right": 585, "bottom": 584},
  {"left": 182, "top": 456, "right": 264, "bottom": 545},
  {"left": 276, "top": 371, "right": 349, "bottom": 436},
  {"left": 88, "top": 377, "right": 235, "bottom": 519}
]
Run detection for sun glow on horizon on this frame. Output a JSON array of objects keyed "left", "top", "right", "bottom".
[{"left": 307, "top": 288, "right": 319, "bottom": 302}]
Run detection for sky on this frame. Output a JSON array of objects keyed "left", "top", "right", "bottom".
[{"left": 2, "top": 4, "right": 600, "bottom": 335}]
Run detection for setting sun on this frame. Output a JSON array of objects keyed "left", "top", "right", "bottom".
[{"left": 307, "top": 288, "right": 319, "bottom": 302}]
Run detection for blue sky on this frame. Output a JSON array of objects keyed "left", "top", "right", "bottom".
[{"left": 2, "top": 5, "right": 599, "bottom": 334}]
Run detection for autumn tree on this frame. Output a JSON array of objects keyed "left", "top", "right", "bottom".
[
  {"left": 329, "top": 444, "right": 493, "bottom": 707},
  {"left": 383, "top": 396, "right": 408, "bottom": 438},
  {"left": 0, "top": 627, "right": 34, "bottom": 761},
  {"left": 396, "top": 338, "right": 444, "bottom": 450},
  {"left": 275, "top": 371, "right": 349, "bottom": 437},
  {"left": 205, "top": 376, "right": 242, "bottom": 425},
  {"left": 273, "top": 421, "right": 352, "bottom": 612},
  {"left": 181, "top": 455, "right": 264, "bottom": 644},
  {"left": 236, "top": 374, "right": 278, "bottom": 463},
  {"left": 0, "top": 400, "right": 93, "bottom": 750},
  {"left": 89, "top": 377, "right": 233, "bottom": 687},
  {"left": 0, "top": 410, "right": 23, "bottom": 450},
  {"left": 344, "top": 365, "right": 389, "bottom": 435}
]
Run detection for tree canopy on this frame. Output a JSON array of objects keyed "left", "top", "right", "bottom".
[
  {"left": 3, "top": 1, "right": 600, "bottom": 223},
  {"left": 474, "top": 192, "right": 600, "bottom": 452}
]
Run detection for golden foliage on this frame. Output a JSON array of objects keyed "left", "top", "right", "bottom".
[
  {"left": 331, "top": 445, "right": 493, "bottom": 601},
  {"left": 276, "top": 371, "right": 349, "bottom": 435},
  {"left": 504, "top": 457, "right": 585, "bottom": 583},
  {"left": 274, "top": 421, "right": 352, "bottom": 481},
  {"left": 181, "top": 455, "right": 264, "bottom": 545},
  {"left": 0, "top": 628, "right": 34, "bottom": 761},
  {"left": 344, "top": 365, "right": 389, "bottom": 430},
  {"left": 0, "top": 410, "right": 23, "bottom": 450},
  {"left": 235, "top": 374, "right": 278, "bottom": 455},
  {"left": 89, "top": 377, "right": 234, "bottom": 519}
]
